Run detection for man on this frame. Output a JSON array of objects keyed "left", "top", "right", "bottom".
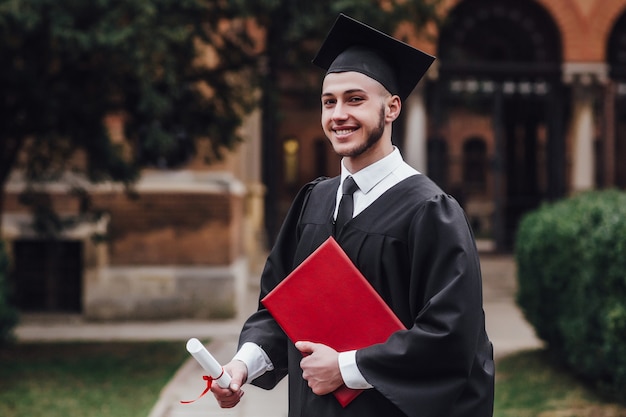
[{"left": 211, "top": 14, "right": 495, "bottom": 417}]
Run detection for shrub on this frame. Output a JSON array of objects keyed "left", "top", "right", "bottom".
[
  {"left": 0, "top": 240, "right": 19, "bottom": 346},
  {"left": 515, "top": 189, "right": 626, "bottom": 401}
]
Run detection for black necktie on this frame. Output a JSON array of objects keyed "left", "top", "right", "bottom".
[{"left": 335, "top": 176, "right": 359, "bottom": 235}]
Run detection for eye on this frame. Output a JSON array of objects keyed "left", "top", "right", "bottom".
[
  {"left": 348, "top": 96, "right": 365, "bottom": 103},
  {"left": 322, "top": 98, "right": 336, "bottom": 106}
]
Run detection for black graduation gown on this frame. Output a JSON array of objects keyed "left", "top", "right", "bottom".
[{"left": 239, "top": 174, "right": 495, "bottom": 417}]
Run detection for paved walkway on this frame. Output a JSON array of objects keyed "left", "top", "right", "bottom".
[{"left": 15, "top": 253, "right": 543, "bottom": 417}]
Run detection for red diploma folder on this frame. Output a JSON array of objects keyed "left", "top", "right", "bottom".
[{"left": 261, "top": 236, "right": 406, "bottom": 407}]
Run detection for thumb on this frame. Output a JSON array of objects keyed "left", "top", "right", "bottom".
[
  {"left": 295, "top": 341, "right": 315, "bottom": 353},
  {"left": 225, "top": 361, "right": 248, "bottom": 392},
  {"left": 229, "top": 375, "right": 244, "bottom": 392}
]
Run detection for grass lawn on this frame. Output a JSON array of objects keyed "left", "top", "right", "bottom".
[
  {"left": 0, "top": 341, "right": 189, "bottom": 417},
  {"left": 2, "top": 342, "right": 626, "bottom": 417},
  {"left": 495, "top": 349, "right": 626, "bottom": 417}
]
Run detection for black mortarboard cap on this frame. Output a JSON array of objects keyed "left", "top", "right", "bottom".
[{"left": 312, "top": 14, "right": 435, "bottom": 101}]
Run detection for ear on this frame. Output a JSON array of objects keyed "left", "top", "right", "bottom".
[{"left": 385, "top": 95, "right": 401, "bottom": 123}]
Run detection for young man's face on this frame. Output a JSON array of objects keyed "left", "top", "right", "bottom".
[{"left": 321, "top": 71, "right": 395, "bottom": 160}]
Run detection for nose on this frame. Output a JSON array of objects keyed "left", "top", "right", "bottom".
[{"left": 331, "top": 102, "right": 348, "bottom": 121}]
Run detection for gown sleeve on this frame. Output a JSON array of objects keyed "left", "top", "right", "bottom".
[
  {"left": 237, "top": 178, "right": 325, "bottom": 390},
  {"left": 355, "top": 194, "right": 488, "bottom": 417}
]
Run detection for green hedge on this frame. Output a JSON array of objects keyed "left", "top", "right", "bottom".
[
  {"left": 515, "top": 190, "right": 626, "bottom": 400},
  {"left": 0, "top": 240, "right": 18, "bottom": 346}
]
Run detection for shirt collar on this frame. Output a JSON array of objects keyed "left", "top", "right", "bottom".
[{"left": 341, "top": 148, "right": 404, "bottom": 194}]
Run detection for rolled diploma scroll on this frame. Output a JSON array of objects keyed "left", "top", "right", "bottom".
[{"left": 186, "top": 338, "right": 232, "bottom": 389}]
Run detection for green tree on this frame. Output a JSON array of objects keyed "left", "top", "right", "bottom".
[
  {"left": 0, "top": 0, "right": 260, "bottom": 231},
  {"left": 0, "top": 0, "right": 442, "bottom": 240},
  {"left": 232, "top": 0, "right": 443, "bottom": 240}
]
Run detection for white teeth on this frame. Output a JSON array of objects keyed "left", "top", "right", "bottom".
[{"left": 335, "top": 129, "right": 354, "bottom": 135}]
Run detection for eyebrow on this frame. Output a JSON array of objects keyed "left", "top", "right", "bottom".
[{"left": 321, "top": 88, "right": 368, "bottom": 98}]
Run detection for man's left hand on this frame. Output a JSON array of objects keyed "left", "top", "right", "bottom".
[{"left": 295, "top": 341, "right": 343, "bottom": 395}]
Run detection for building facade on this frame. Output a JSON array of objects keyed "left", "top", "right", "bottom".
[
  {"left": 3, "top": 0, "right": 626, "bottom": 318},
  {"left": 273, "top": 0, "right": 626, "bottom": 251},
  {"left": 2, "top": 111, "right": 265, "bottom": 320}
]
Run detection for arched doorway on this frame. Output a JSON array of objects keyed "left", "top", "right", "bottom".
[
  {"left": 607, "top": 9, "right": 626, "bottom": 188},
  {"left": 433, "top": 0, "right": 566, "bottom": 251}
]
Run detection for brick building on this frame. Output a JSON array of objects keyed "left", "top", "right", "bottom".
[
  {"left": 3, "top": 0, "right": 626, "bottom": 319},
  {"left": 273, "top": 0, "right": 626, "bottom": 251},
  {"left": 2, "top": 112, "right": 265, "bottom": 320}
]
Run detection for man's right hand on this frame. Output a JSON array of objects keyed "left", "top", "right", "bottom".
[{"left": 210, "top": 359, "right": 248, "bottom": 408}]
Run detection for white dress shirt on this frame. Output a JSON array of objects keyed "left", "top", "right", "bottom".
[{"left": 234, "top": 148, "right": 419, "bottom": 389}]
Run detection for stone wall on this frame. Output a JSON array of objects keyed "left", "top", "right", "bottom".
[{"left": 2, "top": 171, "right": 249, "bottom": 320}]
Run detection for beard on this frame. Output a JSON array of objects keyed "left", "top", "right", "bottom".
[{"left": 338, "top": 106, "right": 386, "bottom": 158}]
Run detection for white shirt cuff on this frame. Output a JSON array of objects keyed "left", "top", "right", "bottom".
[
  {"left": 232, "top": 342, "right": 274, "bottom": 383},
  {"left": 338, "top": 350, "right": 373, "bottom": 389}
]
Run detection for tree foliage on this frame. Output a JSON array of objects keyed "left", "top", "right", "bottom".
[
  {"left": 0, "top": 0, "right": 260, "bottom": 210},
  {"left": 235, "top": 0, "right": 442, "bottom": 99},
  {"left": 0, "top": 0, "right": 442, "bottom": 237},
  {"left": 516, "top": 190, "right": 626, "bottom": 401}
]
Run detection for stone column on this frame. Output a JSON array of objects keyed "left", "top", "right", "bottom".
[
  {"left": 403, "top": 84, "right": 428, "bottom": 174},
  {"left": 563, "top": 63, "right": 607, "bottom": 193},
  {"left": 239, "top": 107, "right": 268, "bottom": 273},
  {"left": 570, "top": 85, "right": 595, "bottom": 192}
]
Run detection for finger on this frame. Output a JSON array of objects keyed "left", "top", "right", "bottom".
[
  {"left": 227, "top": 375, "right": 244, "bottom": 393},
  {"left": 211, "top": 384, "right": 242, "bottom": 401},
  {"left": 218, "top": 390, "right": 244, "bottom": 408},
  {"left": 221, "top": 360, "right": 247, "bottom": 393},
  {"left": 210, "top": 384, "right": 232, "bottom": 395},
  {"left": 295, "top": 341, "right": 314, "bottom": 353}
]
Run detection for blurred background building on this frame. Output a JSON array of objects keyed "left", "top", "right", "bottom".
[
  {"left": 275, "top": 0, "right": 626, "bottom": 251},
  {"left": 3, "top": 0, "right": 626, "bottom": 320}
]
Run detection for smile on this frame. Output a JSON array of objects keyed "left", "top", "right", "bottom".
[{"left": 334, "top": 128, "right": 356, "bottom": 135}]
